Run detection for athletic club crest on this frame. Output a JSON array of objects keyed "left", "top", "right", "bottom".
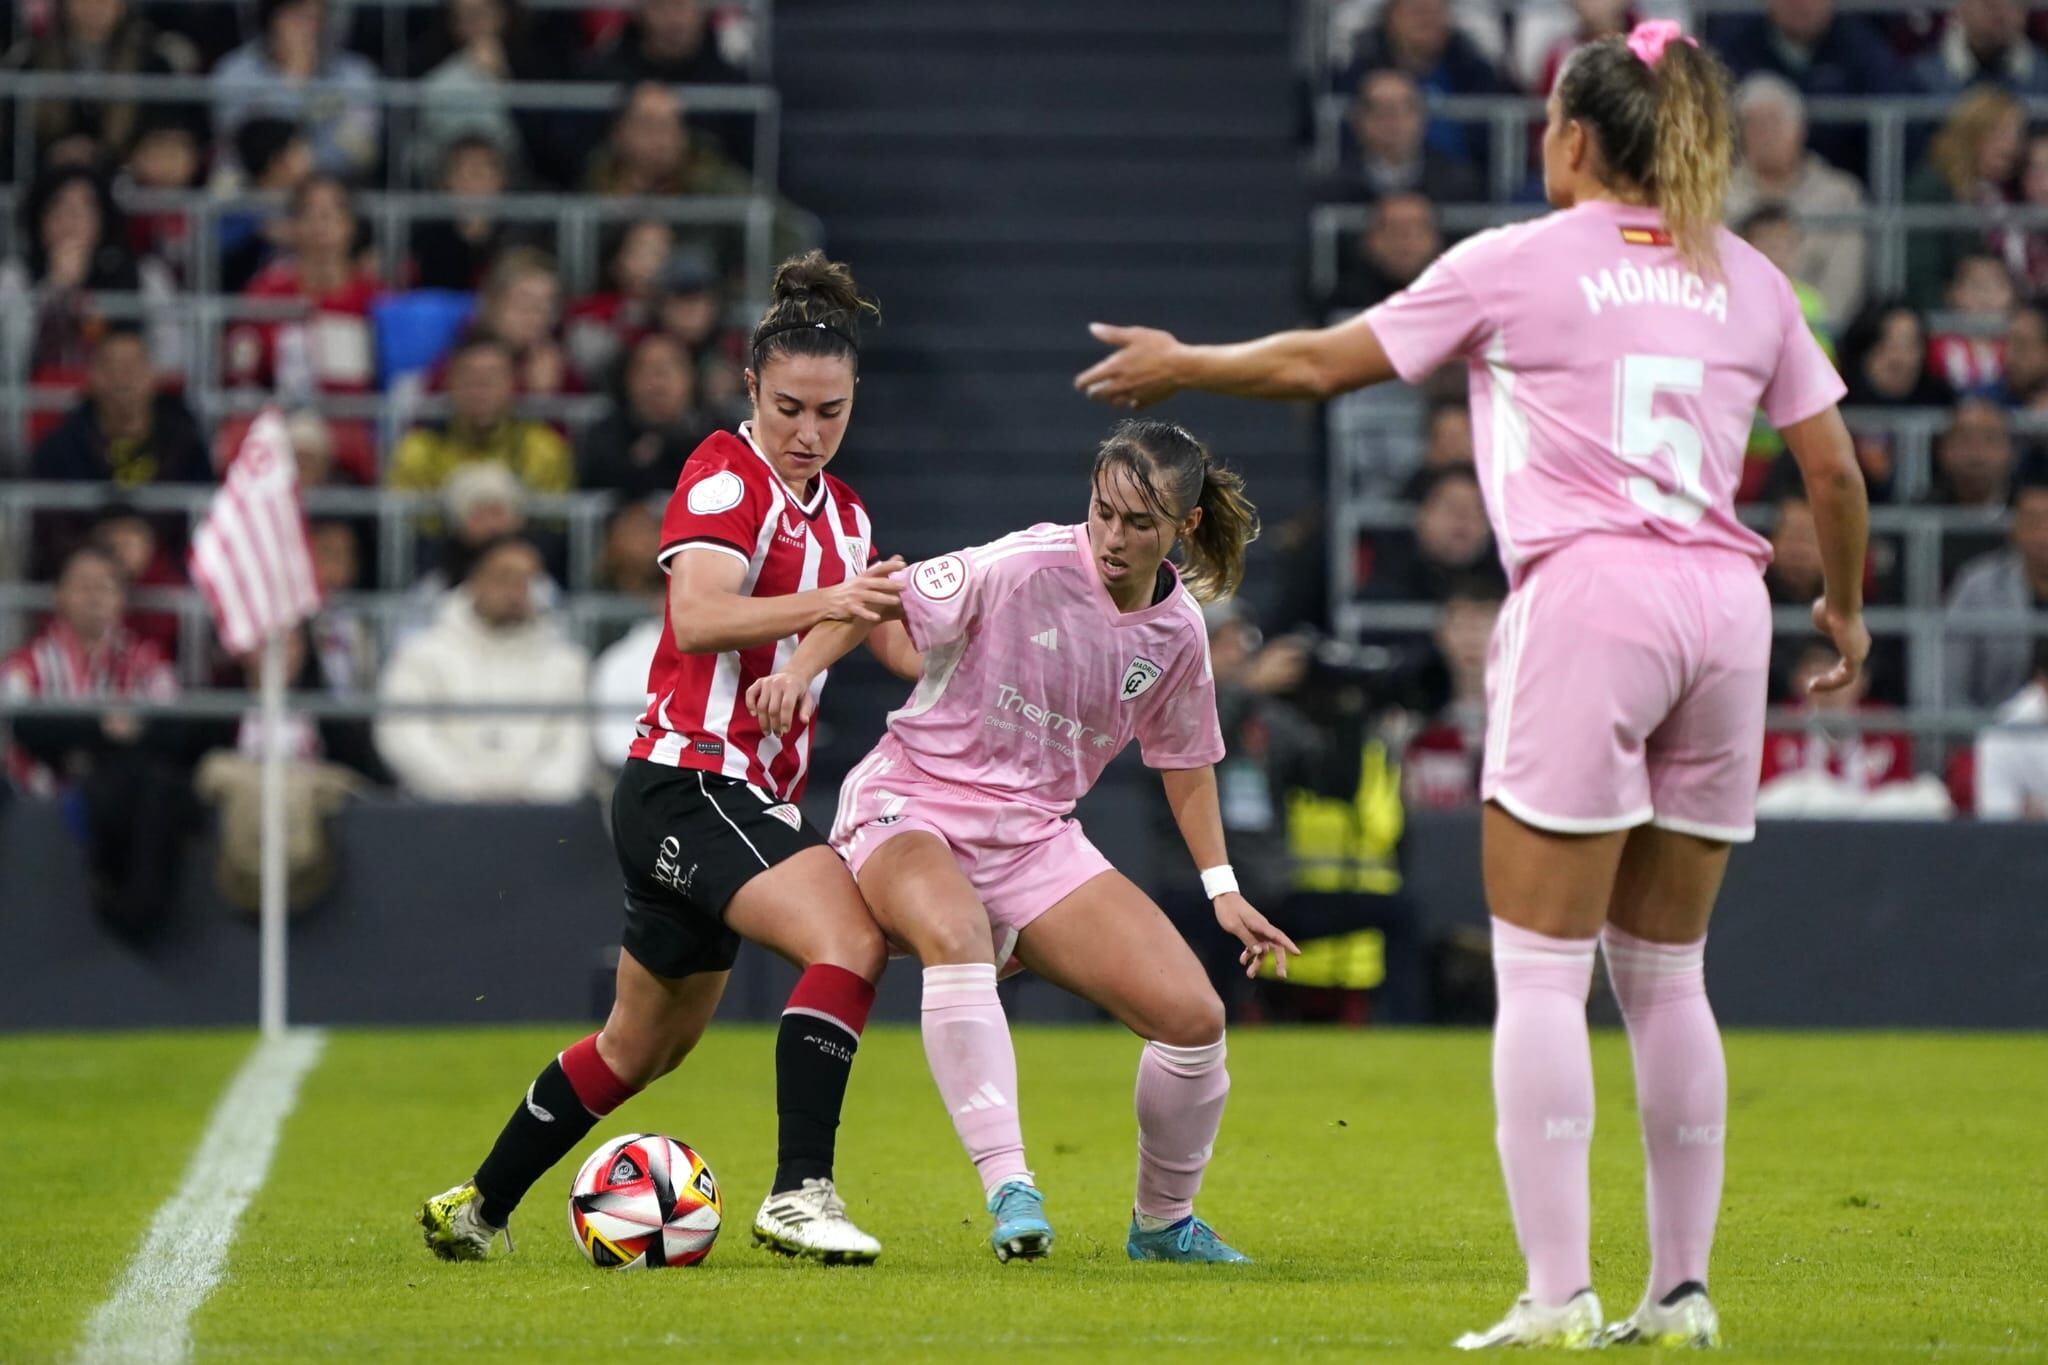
[
  {"left": 763, "top": 804, "right": 803, "bottom": 831},
  {"left": 1118, "top": 656, "right": 1164, "bottom": 702}
]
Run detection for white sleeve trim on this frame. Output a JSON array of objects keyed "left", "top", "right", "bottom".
[{"left": 659, "top": 541, "right": 751, "bottom": 575}]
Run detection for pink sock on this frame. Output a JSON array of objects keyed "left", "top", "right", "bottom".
[
  {"left": 1490, "top": 917, "right": 1598, "bottom": 1306},
  {"left": 1604, "top": 925, "right": 1725, "bottom": 1301},
  {"left": 920, "top": 963, "right": 1031, "bottom": 1198},
  {"left": 1133, "top": 1037, "right": 1230, "bottom": 1222}
]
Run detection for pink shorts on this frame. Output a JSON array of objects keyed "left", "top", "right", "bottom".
[
  {"left": 1483, "top": 535, "right": 1771, "bottom": 843},
  {"left": 829, "top": 739, "right": 1114, "bottom": 959}
]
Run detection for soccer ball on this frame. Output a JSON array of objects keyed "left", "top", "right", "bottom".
[{"left": 567, "top": 1133, "right": 723, "bottom": 1269}]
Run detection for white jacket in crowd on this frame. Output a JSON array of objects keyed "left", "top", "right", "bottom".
[
  {"left": 1976, "top": 680, "right": 2048, "bottom": 820},
  {"left": 589, "top": 617, "right": 664, "bottom": 771},
  {"left": 375, "top": 592, "right": 592, "bottom": 802}
]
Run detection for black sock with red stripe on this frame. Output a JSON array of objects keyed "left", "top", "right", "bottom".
[
  {"left": 473, "top": 1033, "right": 640, "bottom": 1226},
  {"left": 772, "top": 964, "right": 876, "bottom": 1193}
]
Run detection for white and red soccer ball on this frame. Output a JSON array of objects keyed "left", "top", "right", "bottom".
[{"left": 568, "top": 1133, "right": 722, "bottom": 1269}]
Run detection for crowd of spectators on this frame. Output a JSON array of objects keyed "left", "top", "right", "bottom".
[
  {"left": 7, "top": 1, "right": 2048, "bottom": 951},
  {"left": 0, "top": 0, "right": 791, "bottom": 937},
  {"left": 1277, "top": 0, "right": 2048, "bottom": 825}
]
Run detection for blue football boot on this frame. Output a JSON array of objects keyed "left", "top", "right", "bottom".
[
  {"left": 1124, "top": 1213, "right": 1251, "bottom": 1264},
  {"left": 987, "top": 1179, "right": 1053, "bottom": 1262}
]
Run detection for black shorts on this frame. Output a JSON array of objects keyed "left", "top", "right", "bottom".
[{"left": 610, "top": 759, "right": 830, "bottom": 979}]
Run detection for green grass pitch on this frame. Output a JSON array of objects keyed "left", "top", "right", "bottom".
[{"left": 4, "top": 1026, "right": 2044, "bottom": 1362}]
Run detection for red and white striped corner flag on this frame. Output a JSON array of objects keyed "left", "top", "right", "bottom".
[{"left": 189, "top": 409, "right": 324, "bottom": 654}]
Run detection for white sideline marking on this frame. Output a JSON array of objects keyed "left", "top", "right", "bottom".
[{"left": 74, "top": 1029, "right": 326, "bottom": 1365}]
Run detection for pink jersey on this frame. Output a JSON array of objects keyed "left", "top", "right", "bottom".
[
  {"left": 881, "top": 523, "right": 1225, "bottom": 815},
  {"left": 1365, "top": 199, "right": 1847, "bottom": 587}
]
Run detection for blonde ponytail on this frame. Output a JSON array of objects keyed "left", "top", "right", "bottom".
[
  {"left": 1183, "top": 463, "right": 1260, "bottom": 603},
  {"left": 1648, "top": 40, "right": 1733, "bottom": 276}
]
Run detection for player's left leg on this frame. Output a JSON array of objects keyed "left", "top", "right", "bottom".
[
  {"left": 1599, "top": 564, "right": 1764, "bottom": 1347},
  {"left": 1014, "top": 870, "right": 1247, "bottom": 1264},
  {"left": 854, "top": 830, "right": 1050, "bottom": 1262},
  {"left": 425, "top": 953, "right": 727, "bottom": 1260},
  {"left": 1454, "top": 806, "right": 1630, "bottom": 1351}
]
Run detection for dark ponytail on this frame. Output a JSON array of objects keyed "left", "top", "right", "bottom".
[
  {"left": 1091, "top": 419, "right": 1260, "bottom": 603},
  {"left": 749, "top": 249, "right": 880, "bottom": 375}
]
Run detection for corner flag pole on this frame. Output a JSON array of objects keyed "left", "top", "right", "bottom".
[{"left": 258, "top": 627, "right": 289, "bottom": 1038}]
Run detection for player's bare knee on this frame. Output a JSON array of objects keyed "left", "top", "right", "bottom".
[
  {"left": 595, "top": 1026, "right": 666, "bottom": 1089},
  {"left": 906, "top": 912, "right": 994, "bottom": 967},
  {"left": 1149, "top": 991, "right": 1226, "bottom": 1049},
  {"left": 809, "top": 918, "right": 887, "bottom": 981}
]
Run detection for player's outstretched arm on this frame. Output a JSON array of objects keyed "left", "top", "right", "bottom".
[
  {"left": 670, "top": 550, "right": 906, "bottom": 655},
  {"left": 1781, "top": 406, "right": 1871, "bottom": 695},
  {"left": 1074, "top": 313, "right": 1400, "bottom": 409},
  {"left": 1159, "top": 764, "right": 1301, "bottom": 979}
]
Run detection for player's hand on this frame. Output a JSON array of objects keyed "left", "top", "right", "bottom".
[
  {"left": 819, "top": 557, "right": 907, "bottom": 625},
  {"left": 746, "top": 669, "right": 816, "bottom": 737},
  {"left": 1808, "top": 600, "right": 1870, "bottom": 695},
  {"left": 1214, "top": 892, "right": 1301, "bottom": 980},
  {"left": 1075, "top": 323, "right": 1186, "bottom": 409}
]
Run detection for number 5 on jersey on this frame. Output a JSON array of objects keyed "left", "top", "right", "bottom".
[{"left": 1617, "top": 353, "right": 1709, "bottom": 527}]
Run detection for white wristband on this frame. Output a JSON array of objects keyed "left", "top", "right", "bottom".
[{"left": 1199, "top": 865, "right": 1239, "bottom": 900}]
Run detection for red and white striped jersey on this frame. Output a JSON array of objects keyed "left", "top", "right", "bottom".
[
  {"left": 628, "top": 424, "right": 875, "bottom": 801},
  {"left": 1, "top": 619, "right": 177, "bottom": 793}
]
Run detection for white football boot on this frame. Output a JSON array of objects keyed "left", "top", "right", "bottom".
[
  {"left": 751, "top": 1177, "right": 882, "bottom": 1265},
  {"left": 1455, "top": 1289, "right": 1603, "bottom": 1350},
  {"left": 1603, "top": 1282, "right": 1722, "bottom": 1348}
]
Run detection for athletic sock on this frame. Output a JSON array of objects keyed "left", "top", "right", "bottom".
[
  {"left": 1604, "top": 924, "right": 1725, "bottom": 1302},
  {"left": 473, "top": 1033, "right": 639, "bottom": 1226},
  {"left": 919, "top": 962, "right": 1031, "bottom": 1198},
  {"left": 1490, "top": 917, "right": 1598, "bottom": 1307},
  {"left": 1133, "top": 1037, "right": 1230, "bottom": 1224},
  {"left": 772, "top": 963, "right": 877, "bottom": 1193}
]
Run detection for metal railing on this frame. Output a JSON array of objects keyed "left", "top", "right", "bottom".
[
  {"left": 0, "top": 89, "right": 793, "bottom": 300},
  {"left": 0, "top": 481, "right": 632, "bottom": 679},
  {"left": 1311, "top": 200, "right": 2048, "bottom": 310},
  {"left": 1301, "top": 0, "right": 2008, "bottom": 101},
  {"left": 1325, "top": 485, "right": 2048, "bottom": 753},
  {"left": 1307, "top": 93, "right": 2048, "bottom": 301},
  {"left": 3, "top": 71, "right": 783, "bottom": 210},
  {"left": 0, "top": 175, "right": 807, "bottom": 468},
  {"left": 122, "top": 0, "right": 775, "bottom": 86}
]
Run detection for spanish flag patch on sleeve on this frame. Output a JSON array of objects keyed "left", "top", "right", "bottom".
[{"left": 1619, "top": 226, "right": 1674, "bottom": 247}]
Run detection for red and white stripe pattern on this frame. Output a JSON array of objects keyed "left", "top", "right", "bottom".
[
  {"left": 188, "top": 409, "right": 323, "bottom": 655},
  {"left": 632, "top": 428, "right": 874, "bottom": 802}
]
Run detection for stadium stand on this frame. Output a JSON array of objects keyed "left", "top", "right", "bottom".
[{"left": 5, "top": 0, "right": 2048, "bottom": 929}]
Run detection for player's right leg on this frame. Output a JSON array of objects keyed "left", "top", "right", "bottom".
[
  {"left": 421, "top": 952, "right": 724, "bottom": 1261},
  {"left": 720, "top": 845, "right": 889, "bottom": 1265},
  {"left": 853, "top": 830, "right": 1047, "bottom": 1262}
]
